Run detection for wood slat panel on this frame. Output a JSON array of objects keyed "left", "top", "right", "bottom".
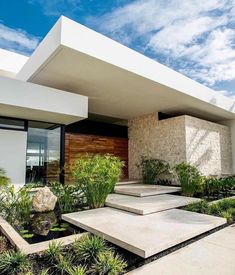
[{"left": 65, "top": 133, "right": 128, "bottom": 183}]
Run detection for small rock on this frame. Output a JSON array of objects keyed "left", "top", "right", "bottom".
[{"left": 32, "top": 187, "right": 57, "bottom": 213}]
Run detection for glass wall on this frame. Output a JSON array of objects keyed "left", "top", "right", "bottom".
[{"left": 26, "top": 121, "right": 61, "bottom": 184}]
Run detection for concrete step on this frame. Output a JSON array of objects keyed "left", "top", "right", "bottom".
[
  {"left": 116, "top": 180, "right": 141, "bottom": 186},
  {"left": 105, "top": 194, "right": 201, "bottom": 215},
  {"left": 62, "top": 208, "right": 226, "bottom": 258},
  {"left": 114, "top": 184, "right": 181, "bottom": 197}
]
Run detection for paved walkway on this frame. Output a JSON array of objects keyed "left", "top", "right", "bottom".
[
  {"left": 63, "top": 183, "right": 226, "bottom": 258},
  {"left": 126, "top": 225, "right": 235, "bottom": 275}
]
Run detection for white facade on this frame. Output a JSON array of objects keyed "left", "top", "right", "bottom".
[{"left": 0, "top": 129, "right": 27, "bottom": 185}]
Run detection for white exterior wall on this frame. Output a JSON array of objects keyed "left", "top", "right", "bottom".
[{"left": 0, "top": 129, "right": 27, "bottom": 185}]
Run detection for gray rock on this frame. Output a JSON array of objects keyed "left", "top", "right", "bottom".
[{"left": 32, "top": 187, "right": 57, "bottom": 213}]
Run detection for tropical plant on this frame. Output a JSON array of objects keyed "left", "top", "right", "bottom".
[
  {"left": 44, "top": 241, "right": 63, "bottom": 263},
  {"left": 0, "top": 185, "right": 32, "bottom": 226},
  {"left": 0, "top": 250, "right": 31, "bottom": 275},
  {"left": 185, "top": 198, "right": 235, "bottom": 222},
  {"left": 72, "top": 235, "right": 109, "bottom": 264},
  {"left": 0, "top": 168, "right": 10, "bottom": 187},
  {"left": 50, "top": 182, "right": 85, "bottom": 213},
  {"left": 174, "top": 162, "right": 203, "bottom": 197},
  {"left": 92, "top": 251, "right": 127, "bottom": 275},
  {"left": 138, "top": 157, "right": 170, "bottom": 184},
  {"left": 55, "top": 254, "right": 75, "bottom": 274},
  {"left": 66, "top": 265, "right": 86, "bottom": 275},
  {"left": 71, "top": 154, "right": 123, "bottom": 208}
]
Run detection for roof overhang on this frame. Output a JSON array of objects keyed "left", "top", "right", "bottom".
[
  {"left": 0, "top": 76, "right": 88, "bottom": 125},
  {"left": 17, "top": 16, "right": 235, "bottom": 122}
]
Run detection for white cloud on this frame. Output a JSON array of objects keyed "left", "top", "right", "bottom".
[
  {"left": 0, "top": 23, "right": 39, "bottom": 56},
  {"left": 88, "top": 0, "right": 235, "bottom": 95}
]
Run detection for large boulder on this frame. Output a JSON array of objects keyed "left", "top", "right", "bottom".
[
  {"left": 31, "top": 211, "right": 57, "bottom": 236},
  {"left": 32, "top": 186, "right": 57, "bottom": 213}
]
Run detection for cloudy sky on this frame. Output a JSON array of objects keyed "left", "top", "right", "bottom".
[{"left": 0, "top": 0, "right": 235, "bottom": 97}]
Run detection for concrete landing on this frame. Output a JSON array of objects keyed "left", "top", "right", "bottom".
[
  {"left": 62, "top": 208, "right": 226, "bottom": 258},
  {"left": 105, "top": 194, "right": 201, "bottom": 215},
  {"left": 127, "top": 225, "right": 235, "bottom": 275},
  {"left": 114, "top": 184, "right": 181, "bottom": 197}
]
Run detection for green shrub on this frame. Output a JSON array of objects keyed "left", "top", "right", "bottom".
[
  {"left": 55, "top": 254, "right": 75, "bottom": 273},
  {"left": 203, "top": 177, "right": 235, "bottom": 198},
  {"left": 0, "top": 250, "right": 31, "bottom": 275},
  {"left": 92, "top": 251, "right": 127, "bottom": 275},
  {"left": 0, "top": 168, "right": 10, "bottom": 187},
  {"left": 72, "top": 235, "right": 109, "bottom": 264},
  {"left": 71, "top": 154, "right": 123, "bottom": 208},
  {"left": 66, "top": 265, "right": 87, "bottom": 275},
  {"left": 50, "top": 182, "right": 85, "bottom": 213},
  {"left": 44, "top": 241, "right": 63, "bottom": 263},
  {"left": 0, "top": 185, "right": 32, "bottom": 226},
  {"left": 174, "top": 163, "right": 203, "bottom": 197},
  {"left": 138, "top": 156, "right": 170, "bottom": 184},
  {"left": 185, "top": 198, "right": 235, "bottom": 222}
]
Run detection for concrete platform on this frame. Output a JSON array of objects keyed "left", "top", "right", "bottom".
[
  {"left": 114, "top": 184, "right": 181, "bottom": 197},
  {"left": 105, "top": 194, "right": 201, "bottom": 215},
  {"left": 116, "top": 180, "right": 141, "bottom": 186},
  {"left": 127, "top": 225, "right": 235, "bottom": 275},
  {"left": 62, "top": 208, "right": 226, "bottom": 258}
]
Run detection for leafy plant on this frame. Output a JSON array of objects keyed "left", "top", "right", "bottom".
[
  {"left": 138, "top": 157, "right": 170, "bottom": 184},
  {"left": 0, "top": 250, "right": 31, "bottom": 275},
  {"left": 185, "top": 198, "right": 235, "bottom": 222},
  {"left": 66, "top": 265, "right": 86, "bottom": 275},
  {"left": 92, "top": 251, "right": 127, "bottom": 275},
  {"left": 203, "top": 177, "right": 235, "bottom": 199},
  {"left": 44, "top": 241, "right": 63, "bottom": 263},
  {"left": 174, "top": 163, "right": 203, "bottom": 197},
  {"left": 55, "top": 254, "right": 74, "bottom": 274},
  {"left": 72, "top": 235, "right": 109, "bottom": 264},
  {"left": 0, "top": 168, "right": 10, "bottom": 187},
  {"left": 50, "top": 182, "right": 85, "bottom": 213},
  {"left": 0, "top": 185, "right": 32, "bottom": 226},
  {"left": 71, "top": 154, "right": 123, "bottom": 208},
  {"left": 22, "top": 233, "right": 34, "bottom": 239}
]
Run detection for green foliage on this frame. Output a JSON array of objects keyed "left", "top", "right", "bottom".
[
  {"left": 71, "top": 154, "right": 123, "bottom": 208},
  {"left": 0, "top": 185, "right": 32, "bottom": 226},
  {"left": 92, "top": 251, "right": 127, "bottom": 275},
  {"left": 66, "top": 265, "right": 86, "bottom": 275},
  {"left": 0, "top": 168, "right": 10, "bottom": 187},
  {"left": 139, "top": 156, "right": 170, "bottom": 184},
  {"left": 0, "top": 250, "right": 31, "bottom": 275},
  {"left": 55, "top": 254, "right": 75, "bottom": 273},
  {"left": 73, "top": 235, "right": 109, "bottom": 264},
  {"left": 203, "top": 177, "right": 235, "bottom": 199},
  {"left": 22, "top": 233, "right": 34, "bottom": 239},
  {"left": 50, "top": 182, "right": 85, "bottom": 213},
  {"left": 0, "top": 236, "right": 8, "bottom": 254},
  {"left": 44, "top": 241, "right": 63, "bottom": 263},
  {"left": 185, "top": 198, "right": 235, "bottom": 222},
  {"left": 174, "top": 162, "right": 203, "bottom": 197},
  {"left": 39, "top": 269, "right": 50, "bottom": 275}
]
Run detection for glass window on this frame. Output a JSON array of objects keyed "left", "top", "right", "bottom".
[
  {"left": 0, "top": 117, "right": 25, "bottom": 130},
  {"left": 26, "top": 121, "right": 61, "bottom": 184}
]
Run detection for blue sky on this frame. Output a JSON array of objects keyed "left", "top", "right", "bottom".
[{"left": 0, "top": 0, "right": 235, "bottom": 97}]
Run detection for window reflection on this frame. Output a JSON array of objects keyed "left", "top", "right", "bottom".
[{"left": 26, "top": 122, "right": 61, "bottom": 184}]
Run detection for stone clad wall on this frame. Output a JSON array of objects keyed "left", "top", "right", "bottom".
[
  {"left": 128, "top": 113, "right": 186, "bottom": 178},
  {"left": 185, "top": 116, "right": 232, "bottom": 176},
  {"left": 128, "top": 113, "right": 232, "bottom": 179}
]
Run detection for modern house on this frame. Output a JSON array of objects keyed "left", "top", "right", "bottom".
[{"left": 1, "top": 16, "right": 235, "bottom": 186}]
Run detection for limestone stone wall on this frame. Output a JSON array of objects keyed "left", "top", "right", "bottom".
[
  {"left": 128, "top": 113, "right": 186, "bottom": 178},
  {"left": 128, "top": 113, "right": 232, "bottom": 179},
  {"left": 185, "top": 116, "right": 232, "bottom": 176}
]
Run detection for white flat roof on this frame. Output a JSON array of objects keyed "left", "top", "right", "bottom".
[
  {"left": 17, "top": 16, "right": 235, "bottom": 121},
  {"left": 0, "top": 49, "right": 28, "bottom": 78},
  {"left": 0, "top": 76, "right": 88, "bottom": 124}
]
